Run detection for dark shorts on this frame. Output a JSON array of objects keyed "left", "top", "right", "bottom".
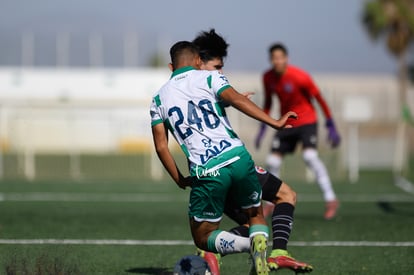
[
  {"left": 223, "top": 166, "right": 283, "bottom": 225},
  {"left": 271, "top": 123, "right": 317, "bottom": 154}
]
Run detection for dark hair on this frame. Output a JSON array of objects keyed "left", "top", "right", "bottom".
[
  {"left": 193, "top": 29, "right": 229, "bottom": 62},
  {"left": 169, "top": 41, "right": 199, "bottom": 69},
  {"left": 269, "top": 43, "right": 288, "bottom": 56}
]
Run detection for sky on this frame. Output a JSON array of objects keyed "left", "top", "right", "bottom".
[{"left": 0, "top": 0, "right": 398, "bottom": 74}]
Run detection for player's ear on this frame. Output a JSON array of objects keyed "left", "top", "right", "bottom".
[
  {"left": 194, "top": 56, "right": 202, "bottom": 69},
  {"left": 168, "top": 63, "right": 174, "bottom": 72}
]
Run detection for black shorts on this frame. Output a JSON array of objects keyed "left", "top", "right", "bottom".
[
  {"left": 223, "top": 166, "right": 283, "bottom": 225},
  {"left": 271, "top": 123, "right": 317, "bottom": 154}
]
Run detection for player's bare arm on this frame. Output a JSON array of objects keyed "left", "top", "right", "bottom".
[
  {"left": 151, "top": 123, "right": 190, "bottom": 189},
  {"left": 219, "top": 87, "right": 297, "bottom": 130}
]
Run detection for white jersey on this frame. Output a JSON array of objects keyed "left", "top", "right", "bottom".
[{"left": 150, "top": 66, "right": 244, "bottom": 172}]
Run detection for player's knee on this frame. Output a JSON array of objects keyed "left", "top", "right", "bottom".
[
  {"left": 266, "top": 154, "right": 282, "bottom": 176},
  {"left": 190, "top": 219, "right": 215, "bottom": 251},
  {"left": 193, "top": 236, "right": 208, "bottom": 251},
  {"left": 191, "top": 228, "right": 209, "bottom": 250},
  {"left": 277, "top": 183, "right": 296, "bottom": 206},
  {"left": 302, "top": 148, "right": 319, "bottom": 166},
  {"left": 244, "top": 206, "right": 260, "bottom": 218},
  {"left": 266, "top": 154, "right": 282, "bottom": 168}
]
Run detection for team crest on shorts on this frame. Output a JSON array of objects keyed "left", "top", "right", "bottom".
[{"left": 255, "top": 166, "right": 267, "bottom": 174}]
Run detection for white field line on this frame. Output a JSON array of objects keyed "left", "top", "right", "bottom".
[
  {"left": 0, "top": 239, "right": 413, "bottom": 247},
  {"left": 0, "top": 192, "right": 187, "bottom": 202},
  {"left": 0, "top": 192, "right": 413, "bottom": 203}
]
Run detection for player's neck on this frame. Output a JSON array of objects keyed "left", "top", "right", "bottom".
[{"left": 273, "top": 68, "right": 286, "bottom": 76}]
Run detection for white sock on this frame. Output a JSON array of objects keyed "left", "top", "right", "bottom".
[
  {"left": 303, "top": 149, "right": 336, "bottom": 201},
  {"left": 266, "top": 154, "right": 282, "bottom": 177},
  {"left": 214, "top": 231, "right": 250, "bottom": 255}
]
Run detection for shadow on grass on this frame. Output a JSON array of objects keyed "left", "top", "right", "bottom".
[
  {"left": 377, "top": 200, "right": 414, "bottom": 215},
  {"left": 125, "top": 267, "right": 173, "bottom": 275}
]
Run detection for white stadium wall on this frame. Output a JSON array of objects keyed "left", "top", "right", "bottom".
[{"left": 0, "top": 67, "right": 412, "bottom": 181}]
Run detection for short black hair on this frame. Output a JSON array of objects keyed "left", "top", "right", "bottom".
[
  {"left": 269, "top": 43, "right": 288, "bottom": 56},
  {"left": 193, "top": 29, "right": 229, "bottom": 62},
  {"left": 169, "top": 41, "right": 199, "bottom": 70}
]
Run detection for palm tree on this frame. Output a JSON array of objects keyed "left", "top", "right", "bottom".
[{"left": 362, "top": 0, "right": 414, "bottom": 174}]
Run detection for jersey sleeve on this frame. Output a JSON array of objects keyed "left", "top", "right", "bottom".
[
  {"left": 150, "top": 94, "right": 164, "bottom": 126},
  {"left": 300, "top": 70, "right": 332, "bottom": 119},
  {"left": 262, "top": 73, "right": 273, "bottom": 115},
  {"left": 300, "top": 70, "right": 320, "bottom": 97},
  {"left": 210, "top": 71, "right": 232, "bottom": 97}
]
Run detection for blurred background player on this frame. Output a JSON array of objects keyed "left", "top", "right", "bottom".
[
  {"left": 151, "top": 41, "right": 297, "bottom": 275},
  {"left": 255, "top": 43, "right": 341, "bottom": 220},
  {"left": 193, "top": 29, "right": 313, "bottom": 273}
]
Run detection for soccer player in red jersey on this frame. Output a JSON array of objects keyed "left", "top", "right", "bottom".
[{"left": 255, "top": 43, "right": 341, "bottom": 220}]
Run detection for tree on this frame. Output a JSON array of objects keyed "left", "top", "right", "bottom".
[{"left": 362, "top": 0, "right": 414, "bottom": 174}]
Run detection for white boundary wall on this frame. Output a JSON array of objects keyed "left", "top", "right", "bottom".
[{"left": 0, "top": 67, "right": 411, "bottom": 180}]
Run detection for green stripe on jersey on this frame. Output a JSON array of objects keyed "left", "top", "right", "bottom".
[
  {"left": 154, "top": 95, "right": 161, "bottom": 107},
  {"left": 207, "top": 75, "right": 212, "bottom": 89},
  {"left": 151, "top": 119, "right": 163, "bottom": 126},
  {"left": 215, "top": 102, "right": 227, "bottom": 117},
  {"left": 170, "top": 66, "right": 194, "bottom": 78},
  {"left": 217, "top": 85, "right": 231, "bottom": 97},
  {"left": 225, "top": 127, "right": 239, "bottom": 139},
  {"left": 180, "top": 144, "right": 190, "bottom": 157},
  {"left": 164, "top": 119, "right": 174, "bottom": 133}
]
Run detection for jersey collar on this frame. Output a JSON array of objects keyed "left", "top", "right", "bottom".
[{"left": 171, "top": 66, "right": 195, "bottom": 78}]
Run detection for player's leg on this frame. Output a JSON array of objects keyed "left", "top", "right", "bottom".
[
  {"left": 266, "top": 129, "right": 297, "bottom": 177},
  {"left": 189, "top": 169, "right": 251, "bottom": 256},
  {"left": 301, "top": 123, "right": 339, "bottom": 219},
  {"left": 227, "top": 168, "right": 312, "bottom": 272},
  {"left": 243, "top": 205, "right": 269, "bottom": 275},
  {"left": 189, "top": 219, "right": 250, "bottom": 254},
  {"left": 262, "top": 176, "right": 313, "bottom": 272},
  {"left": 232, "top": 151, "right": 270, "bottom": 275}
]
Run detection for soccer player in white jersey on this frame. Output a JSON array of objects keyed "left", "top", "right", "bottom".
[
  {"left": 150, "top": 41, "right": 296, "bottom": 275},
  {"left": 193, "top": 29, "right": 313, "bottom": 273}
]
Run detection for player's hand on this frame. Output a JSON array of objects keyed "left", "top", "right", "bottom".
[
  {"left": 241, "top": 91, "right": 255, "bottom": 100},
  {"left": 326, "top": 118, "right": 341, "bottom": 148},
  {"left": 254, "top": 123, "right": 267, "bottom": 149},
  {"left": 177, "top": 176, "right": 193, "bottom": 190},
  {"left": 273, "top": 111, "right": 298, "bottom": 130}
]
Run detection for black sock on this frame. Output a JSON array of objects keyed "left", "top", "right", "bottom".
[
  {"left": 272, "top": 202, "right": 294, "bottom": 250},
  {"left": 229, "top": 225, "right": 249, "bottom": 237}
]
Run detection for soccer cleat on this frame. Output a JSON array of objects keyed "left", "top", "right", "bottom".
[
  {"left": 324, "top": 199, "right": 339, "bottom": 220},
  {"left": 267, "top": 249, "right": 313, "bottom": 273},
  {"left": 196, "top": 248, "right": 220, "bottom": 275},
  {"left": 250, "top": 234, "right": 269, "bottom": 275}
]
